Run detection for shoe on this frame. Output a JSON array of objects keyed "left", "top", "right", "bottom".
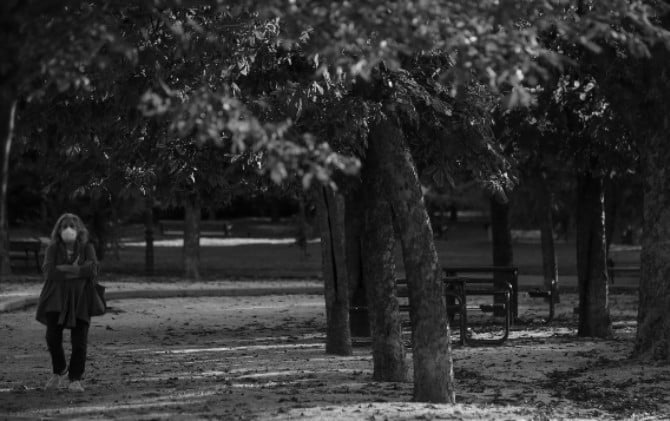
[
  {"left": 45, "top": 373, "right": 66, "bottom": 390},
  {"left": 68, "top": 380, "right": 84, "bottom": 393}
]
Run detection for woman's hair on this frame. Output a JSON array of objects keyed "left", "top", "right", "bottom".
[{"left": 49, "top": 213, "right": 90, "bottom": 245}]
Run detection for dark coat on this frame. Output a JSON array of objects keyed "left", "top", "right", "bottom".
[{"left": 35, "top": 240, "right": 104, "bottom": 328}]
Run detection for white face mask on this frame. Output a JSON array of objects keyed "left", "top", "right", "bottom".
[{"left": 60, "top": 227, "right": 77, "bottom": 243}]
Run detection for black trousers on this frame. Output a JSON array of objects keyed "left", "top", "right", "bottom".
[{"left": 45, "top": 312, "right": 89, "bottom": 381}]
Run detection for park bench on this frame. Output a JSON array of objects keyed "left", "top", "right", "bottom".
[
  {"left": 607, "top": 264, "right": 639, "bottom": 285},
  {"left": 9, "top": 238, "right": 47, "bottom": 272},
  {"left": 442, "top": 274, "right": 513, "bottom": 345},
  {"left": 352, "top": 268, "right": 516, "bottom": 346},
  {"left": 159, "top": 220, "right": 233, "bottom": 237},
  {"left": 442, "top": 266, "right": 519, "bottom": 321},
  {"left": 527, "top": 278, "right": 558, "bottom": 321},
  {"left": 395, "top": 278, "right": 468, "bottom": 345},
  {"left": 396, "top": 273, "right": 513, "bottom": 346}
]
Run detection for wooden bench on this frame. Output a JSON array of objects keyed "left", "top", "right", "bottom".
[
  {"left": 607, "top": 265, "right": 639, "bottom": 285},
  {"left": 9, "top": 239, "right": 45, "bottom": 272},
  {"left": 159, "top": 220, "right": 233, "bottom": 237},
  {"left": 444, "top": 276, "right": 512, "bottom": 345},
  {"left": 396, "top": 274, "right": 512, "bottom": 346},
  {"left": 442, "top": 266, "right": 519, "bottom": 321},
  {"left": 394, "top": 278, "right": 468, "bottom": 345},
  {"left": 352, "top": 268, "right": 516, "bottom": 346},
  {"left": 527, "top": 278, "right": 558, "bottom": 321}
]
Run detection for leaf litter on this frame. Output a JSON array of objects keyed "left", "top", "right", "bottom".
[{"left": 0, "top": 292, "right": 668, "bottom": 420}]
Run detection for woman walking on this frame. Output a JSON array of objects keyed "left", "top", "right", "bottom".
[{"left": 35, "top": 213, "right": 105, "bottom": 392}]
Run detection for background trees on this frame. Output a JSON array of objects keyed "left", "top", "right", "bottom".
[{"left": 4, "top": 0, "right": 670, "bottom": 406}]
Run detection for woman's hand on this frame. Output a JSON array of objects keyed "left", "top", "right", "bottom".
[{"left": 56, "top": 264, "right": 79, "bottom": 274}]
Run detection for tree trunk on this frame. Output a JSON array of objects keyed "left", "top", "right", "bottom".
[
  {"left": 0, "top": 93, "right": 15, "bottom": 277},
  {"left": 183, "top": 191, "right": 201, "bottom": 280},
  {"left": 371, "top": 118, "right": 455, "bottom": 403},
  {"left": 295, "top": 197, "right": 309, "bottom": 257},
  {"left": 489, "top": 195, "right": 515, "bottom": 318},
  {"left": 575, "top": 171, "right": 611, "bottom": 337},
  {"left": 91, "top": 210, "right": 108, "bottom": 261},
  {"left": 635, "top": 128, "right": 670, "bottom": 360},
  {"left": 316, "top": 185, "right": 352, "bottom": 355},
  {"left": 537, "top": 179, "right": 559, "bottom": 305},
  {"left": 144, "top": 194, "right": 154, "bottom": 276},
  {"left": 360, "top": 137, "right": 408, "bottom": 382},
  {"left": 604, "top": 177, "right": 619, "bottom": 252},
  {"left": 345, "top": 189, "right": 369, "bottom": 337}
]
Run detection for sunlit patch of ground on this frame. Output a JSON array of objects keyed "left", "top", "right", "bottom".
[
  {"left": 121, "top": 237, "right": 320, "bottom": 247},
  {"left": 1, "top": 293, "right": 668, "bottom": 420}
]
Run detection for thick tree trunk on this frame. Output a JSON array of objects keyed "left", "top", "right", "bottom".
[
  {"left": 345, "top": 189, "right": 369, "bottom": 337},
  {"left": 360, "top": 137, "right": 408, "bottom": 382},
  {"left": 144, "top": 194, "right": 154, "bottom": 276},
  {"left": 575, "top": 172, "right": 611, "bottom": 337},
  {"left": 489, "top": 196, "right": 515, "bottom": 317},
  {"left": 183, "top": 191, "right": 201, "bottom": 280},
  {"left": 371, "top": 118, "right": 455, "bottom": 403},
  {"left": 635, "top": 128, "right": 670, "bottom": 360},
  {"left": 537, "top": 179, "right": 559, "bottom": 305},
  {"left": 316, "top": 185, "right": 352, "bottom": 355},
  {"left": 0, "top": 93, "right": 15, "bottom": 277}
]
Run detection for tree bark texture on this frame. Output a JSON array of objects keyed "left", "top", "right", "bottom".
[
  {"left": 183, "top": 191, "right": 201, "bottom": 280},
  {"left": 144, "top": 194, "right": 154, "bottom": 276},
  {"left": 0, "top": 95, "right": 16, "bottom": 277},
  {"left": 360, "top": 138, "right": 408, "bottom": 382},
  {"left": 345, "top": 189, "right": 370, "bottom": 337},
  {"left": 635, "top": 128, "right": 670, "bottom": 360},
  {"left": 316, "top": 185, "right": 352, "bottom": 356},
  {"left": 489, "top": 196, "right": 515, "bottom": 317},
  {"left": 575, "top": 172, "right": 611, "bottom": 337},
  {"left": 537, "top": 180, "right": 559, "bottom": 304},
  {"left": 371, "top": 118, "right": 455, "bottom": 403}
]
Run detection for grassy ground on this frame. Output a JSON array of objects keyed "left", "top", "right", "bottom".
[
  {"left": 10, "top": 217, "right": 641, "bottom": 280},
  {"left": 106, "top": 219, "right": 641, "bottom": 279}
]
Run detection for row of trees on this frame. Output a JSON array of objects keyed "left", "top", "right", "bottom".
[{"left": 2, "top": 0, "right": 670, "bottom": 403}]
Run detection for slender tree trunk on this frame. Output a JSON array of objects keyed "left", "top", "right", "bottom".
[
  {"left": 91, "top": 210, "right": 108, "bottom": 261},
  {"left": 575, "top": 171, "right": 611, "bottom": 337},
  {"left": 295, "top": 197, "right": 309, "bottom": 257},
  {"left": 490, "top": 196, "right": 515, "bottom": 318},
  {"left": 0, "top": 94, "right": 16, "bottom": 277},
  {"left": 360, "top": 137, "right": 408, "bottom": 382},
  {"left": 144, "top": 194, "right": 154, "bottom": 276},
  {"left": 635, "top": 127, "right": 670, "bottom": 360},
  {"left": 316, "top": 185, "right": 352, "bottom": 355},
  {"left": 604, "top": 177, "right": 619, "bottom": 252},
  {"left": 345, "top": 188, "right": 369, "bottom": 337},
  {"left": 183, "top": 191, "right": 201, "bottom": 280},
  {"left": 537, "top": 179, "right": 559, "bottom": 305},
  {"left": 371, "top": 118, "right": 455, "bottom": 403}
]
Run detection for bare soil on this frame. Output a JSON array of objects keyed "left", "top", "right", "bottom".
[{"left": 1, "top": 292, "right": 669, "bottom": 420}]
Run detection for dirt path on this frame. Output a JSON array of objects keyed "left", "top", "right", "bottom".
[{"left": 1, "top": 294, "right": 668, "bottom": 420}]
